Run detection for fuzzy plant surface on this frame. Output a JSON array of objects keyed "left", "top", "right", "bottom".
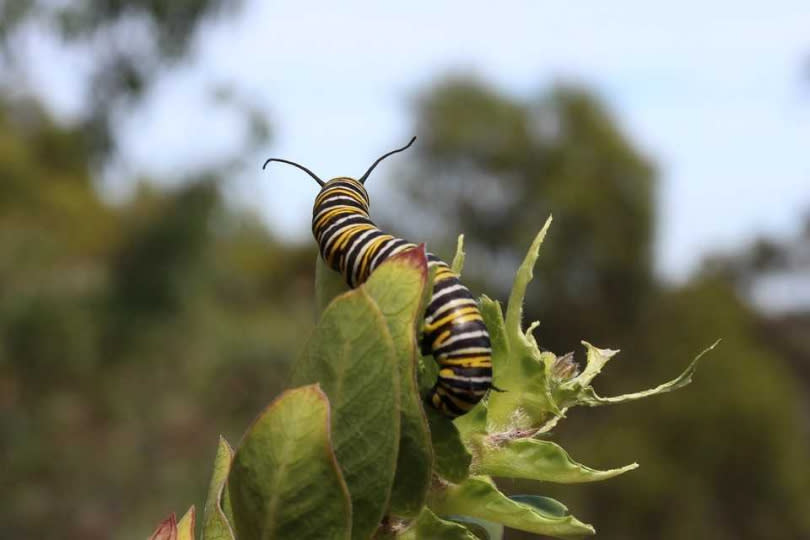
[{"left": 148, "top": 216, "right": 716, "bottom": 540}]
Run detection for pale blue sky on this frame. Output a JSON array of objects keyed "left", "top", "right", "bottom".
[{"left": 18, "top": 1, "right": 810, "bottom": 281}]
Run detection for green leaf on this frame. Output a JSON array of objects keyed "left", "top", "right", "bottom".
[
  {"left": 229, "top": 385, "right": 351, "bottom": 540},
  {"left": 221, "top": 485, "right": 234, "bottom": 532},
  {"left": 504, "top": 216, "right": 553, "bottom": 343},
  {"left": 315, "top": 255, "right": 350, "bottom": 317},
  {"left": 471, "top": 437, "right": 637, "bottom": 483},
  {"left": 201, "top": 436, "right": 236, "bottom": 540},
  {"left": 427, "top": 408, "right": 472, "bottom": 483},
  {"left": 479, "top": 218, "right": 561, "bottom": 431},
  {"left": 419, "top": 351, "right": 439, "bottom": 396},
  {"left": 417, "top": 262, "right": 440, "bottom": 396},
  {"left": 445, "top": 515, "right": 504, "bottom": 540},
  {"left": 291, "top": 288, "right": 400, "bottom": 540},
  {"left": 510, "top": 496, "right": 569, "bottom": 519},
  {"left": 428, "top": 476, "right": 594, "bottom": 539},
  {"left": 399, "top": 507, "right": 479, "bottom": 540},
  {"left": 555, "top": 340, "right": 719, "bottom": 409},
  {"left": 452, "top": 397, "right": 488, "bottom": 442},
  {"left": 482, "top": 299, "right": 557, "bottom": 431},
  {"left": 177, "top": 506, "right": 196, "bottom": 540},
  {"left": 451, "top": 234, "right": 465, "bottom": 275},
  {"left": 364, "top": 247, "right": 434, "bottom": 518}
]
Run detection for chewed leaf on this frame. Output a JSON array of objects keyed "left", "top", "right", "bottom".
[
  {"left": 399, "top": 507, "right": 479, "bottom": 540},
  {"left": 482, "top": 294, "right": 557, "bottom": 430},
  {"left": 556, "top": 340, "right": 719, "bottom": 409},
  {"left": 473, "top": 219, "right": 561, "bottom": 431},
  {"left": 428, "top": 476, "right": 594, "bottom": 539},
  {"left": 451, "top": 234, "right": 466, "bottom": 275},
  {"left": 504, "top": 216, "right": 553, "bottom": 343},
  {"left": 201, "top": 437, "right": 235, "bottom": 540},
  {"left": 177, "top": 506, "right": 196, "bottom": 540},
  {"left": 229, "top": 385, "right": 351, "bottom": 540},
  {"left": 472, "top": 438, "right": 637, "bottom": 484}
]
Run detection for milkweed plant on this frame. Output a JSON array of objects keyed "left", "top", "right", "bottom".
[{"left": 149, "top": 217, "right": 716, "bottom": 540}]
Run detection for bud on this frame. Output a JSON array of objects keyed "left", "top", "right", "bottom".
[{"left": 551, "top": 352, "right": 579, "bottom": 381}]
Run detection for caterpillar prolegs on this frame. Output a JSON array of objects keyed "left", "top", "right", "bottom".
[{"left": 264, "top": 138, "right": 493, "bottom": 418}]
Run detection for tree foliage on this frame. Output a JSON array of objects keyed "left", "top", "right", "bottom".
[
  {"left": 391, "top": 76, "right": 810, "bottom": 539},
  {"left": 395, "top": 77, "right": 655, "bottom": 350}
]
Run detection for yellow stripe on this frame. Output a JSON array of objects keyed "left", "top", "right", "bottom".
[
  {"left": 434, "top": 267, "right": 456, "bottom": 281},
  {"left": 427, "top": 298, "right": 478, "bottom": 323},
  {"left": 436, "top": 356, "right": 492, "bottom": 367},
  {"left": 424, "top": 307, "right": 482, "bottom": 332},
  {"left": 315, "top": 187, "right": 365, "bottom": 206},
  {"left": 432, "top": 330, "right": 452, "bottom": 348},
  {"left": 358, "top": 234, "right": 392, "bottom": 280},
  {"left": 326, "top": 224, "right": 375, "bottom": 266},
  {"left": 314, "top": 206, "right": 359, "bottom": 230}
]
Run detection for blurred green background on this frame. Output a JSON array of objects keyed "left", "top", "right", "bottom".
[{"left": 2, "top": 2, "right": 809, "bottom": 539}]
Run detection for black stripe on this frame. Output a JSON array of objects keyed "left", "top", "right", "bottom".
[
  {"left": 443, "top": 366, "right": 493, "bottom": 378},
  {"left": 368, "top": 237, "right": 410, "bottom": 272},
  {"left": 437, "top": 392, "right": 466, "bottom": 416},
  {"left": 344, "top": 229, "right": 383, "bottom": 287},
  {"left": 439, "top": 379, "right": 489, "bottom": 400},
  {"left": 434, "top": 338, "right": 491, "bottom": 356},
  {"left": 315, "top": 214, "right": 368, "bottom": 244}
]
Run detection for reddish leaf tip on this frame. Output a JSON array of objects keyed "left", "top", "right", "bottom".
[
  {"left": 386, "top": 245, "right": 428, "bottom": 278},
  {"left": 149, "top": 512, "right": 178, "bottom": 540}
]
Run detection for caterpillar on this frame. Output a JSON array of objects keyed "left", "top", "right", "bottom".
[{"left": 263, "top": 137, "right": 492, "bottom": 418}]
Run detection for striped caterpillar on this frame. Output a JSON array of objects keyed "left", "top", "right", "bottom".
[{"left": 264, "top": 138, "right": 492, "bottom": 418}]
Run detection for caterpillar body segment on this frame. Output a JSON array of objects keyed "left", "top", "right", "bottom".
[{"left": 312, "top": 177, "right": 492, "bottom": 418}]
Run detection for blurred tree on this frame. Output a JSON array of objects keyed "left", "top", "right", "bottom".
[
  {"left": 0, "top": 0, "right": 247, "bottom": 162},
  {"left": 539, "top": 278, "right": 810, "bottom": 540},
  {"left": 396, "top": 76, "right": 810, "bottom": 539},
  {"left": 395, "top": 77, "right": 655, "bottom": 351}
]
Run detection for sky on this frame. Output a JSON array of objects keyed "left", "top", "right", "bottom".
[{"left": 18, "top": 0, "right": 810, "bottom": 282}]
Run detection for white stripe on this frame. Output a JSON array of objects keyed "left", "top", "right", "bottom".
[
  {"left": 313, "top": 197, "right": 367, "bottom": 222},
  {"left": 369, "top": 238, "right": 400, "bottom": 269},
  {"left": 429, "top": 283, "right": 466, "bottom": 302},
  {"left": 440, "top": 375, "right": 492, "bottom": 384},
  {"left": 371, "top": 240, "right": 416, "bottom": 269},
  {"left": 322, "top": 221, "right": 358, "bottom": 253},
  {"left": 424, "top": 298, "right": 477, "bottom": 325},
  {"left": 432, "top": 330, "right": 488, "bottom": 348},
  {"left": 347, "top": 229, "right": 379, "bottom": 282},
  {"left": 350, "top": 230, "right": 386, "bottom": 281},
  {"left": 317, "top": 214, "right": 362, "bottom": 244}
]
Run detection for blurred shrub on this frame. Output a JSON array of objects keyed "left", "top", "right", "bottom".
[{"left": 0, "top": 99, "right": 314, "bottom": 539}]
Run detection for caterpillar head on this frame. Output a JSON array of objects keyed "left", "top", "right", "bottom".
[{"left": 262, "top": 137, "right": 416, "bottom": 192}]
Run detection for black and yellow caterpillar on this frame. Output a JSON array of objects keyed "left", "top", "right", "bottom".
[{"left": 264, "top": 137, "right": 492, "bottom": 418}]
